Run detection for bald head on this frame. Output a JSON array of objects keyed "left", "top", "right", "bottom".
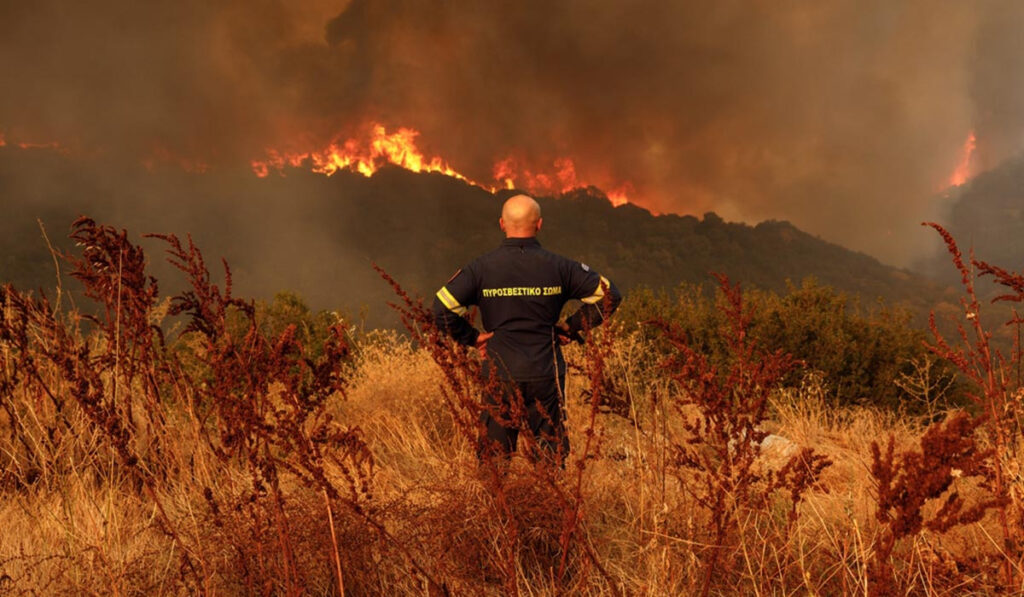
[{"left": 500, "top": 194, "right": 542, "bottom": 238}]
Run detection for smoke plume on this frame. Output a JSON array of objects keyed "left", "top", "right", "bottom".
[{"left": 3, "top": 0, "right": 1023, "bottom": 265}]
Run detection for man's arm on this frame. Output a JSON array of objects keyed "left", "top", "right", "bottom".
[
  {"left": 432, "top": 270, "right": 480, "bottom": 346},
  {"left": 563, "top": 267, "right": 622, "bottom": 342}
]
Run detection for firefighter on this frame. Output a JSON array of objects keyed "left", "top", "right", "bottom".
[{"left": 432, "top": 194, "right": 621, "bottom": 464}]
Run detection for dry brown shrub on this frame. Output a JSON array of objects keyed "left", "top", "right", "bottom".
[
  {"left": 868, "top": 411, "right": 1003, "bottom": 595},
  {"left": 0, "top": 218, "right": 441, "bottom": 595},
  {"left": 651, "top": 274, "right": 832, "bottom": 596},
  {"left": 923, "top": 221, "right": 1024, "bottom": 589}
]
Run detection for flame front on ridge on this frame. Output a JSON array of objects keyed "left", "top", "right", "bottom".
[
  {"left": 252, "top": 123, "right": 633, "bottom": 206},
  {"left": 4, "top": 124, "right": 635, "bottom": 207},
  {"left": 251, "top": 124, "right": 471, "bottom": 183}
]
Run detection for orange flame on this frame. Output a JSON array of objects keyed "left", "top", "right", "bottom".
[
  {"left": 3, "top": 124, "right": 636, "bottom": 207},
  {"left": 493, "top": 157, "right": 580, "bottom": 196},
  {"left": 605, "top": 185, "right": 633, "bottom": 207},
  {"left": 948, "top": 131, "right": 976, "bottom": 187},
  {"left": 252, "top": 124, "right": 472, "bottom": 184},
  {"left": 254, "top": 123, "right": 634, "bottom": 207},
  {"left": 493, "top": 157, "right": 634, "bottom": 206}
]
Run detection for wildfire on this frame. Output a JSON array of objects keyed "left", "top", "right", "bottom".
[
  {"left": 251, "top": 124, "right": 472, "bottom": 183},
  {"left": 253, "top": 123, "right": 634, "bottom": 207},
  {"left": 948, "top": 130, "right": 976, "bottom": 187},
  {"left": 4, "top": 123, "right": 636, "bottom": 207},
  {"left": 493, "top": 157, "right": 577, "bottom": 194},
  {"left": 492, "top": 157, "right": 632, "bottom": 207},
  {"left": 605, "top": 187, "right": 632, "bottom": 207}
]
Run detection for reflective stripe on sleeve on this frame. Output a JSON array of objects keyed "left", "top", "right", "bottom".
[
  {"left": 580, "top": 276, "right": 610, "bottom": 305},
  {"left": 436, "top": 286, "right": 468, "bottom": 315}
]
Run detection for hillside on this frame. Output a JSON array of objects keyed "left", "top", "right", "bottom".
[
  {"left": 920, "top": 153, "right": 1024, "bottom": 282},
  {"left": 1, "top": 147, "right": 946, "bottom": 324}
]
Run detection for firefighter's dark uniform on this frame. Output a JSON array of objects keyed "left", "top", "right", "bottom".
[{"left": 432, "top": 236, "right": 621, "bottom": 461}]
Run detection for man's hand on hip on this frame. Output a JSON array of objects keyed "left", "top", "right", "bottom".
[
  {"left": 556, "top": 322, "right": 581, "bottom": 345},
  {"left": 475, "top": 331, "right": 494, "bottom": 358}
]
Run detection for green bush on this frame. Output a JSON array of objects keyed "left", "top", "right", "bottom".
[{"left": 618, "top": 278, "right": 963, "bottom": 412}]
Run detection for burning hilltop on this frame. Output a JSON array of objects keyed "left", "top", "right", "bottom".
[{"left": 250, "top": 123, "right": 633, "bottom": 207}]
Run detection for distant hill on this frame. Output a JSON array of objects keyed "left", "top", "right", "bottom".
[{"left": 1, "top": 147, "right": 948, "bottom": 326}]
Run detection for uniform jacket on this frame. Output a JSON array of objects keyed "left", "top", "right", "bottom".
[{"left": 432, "top": 237, "right": 621, "bottom": 382}]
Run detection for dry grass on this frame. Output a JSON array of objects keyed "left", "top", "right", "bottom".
[
  {"left": 2, "top": 219, "right": 1023, "bottom": 595},
  {"left": 2, "top": 315, "right": 1020, "bottom": 595}
]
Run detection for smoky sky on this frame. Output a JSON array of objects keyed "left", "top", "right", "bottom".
[{"left": 2, "top": 0, "right": 1022, "bottom": 265}]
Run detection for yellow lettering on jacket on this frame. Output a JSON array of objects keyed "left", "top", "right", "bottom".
[{"left": 482, "top": 286, "right": 561, "bottom": 298}]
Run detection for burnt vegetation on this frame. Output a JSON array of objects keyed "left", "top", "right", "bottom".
[{"left": 1, "top": 217, "right": 1023, "bottom": 594}]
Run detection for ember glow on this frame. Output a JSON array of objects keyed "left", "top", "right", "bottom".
[
  {"left": 948, "top": 131, "right": 977, "bottom": 187},
  {"left": 253, "top": 123, "right": 634, "bottom": 206},
  {"left": 0, "top": 131, "right": 65, "bottom": 152}
]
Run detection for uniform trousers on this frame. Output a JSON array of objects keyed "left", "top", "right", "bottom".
[{"left": 479, "top": 373, "right": 569, "bottom": 464}]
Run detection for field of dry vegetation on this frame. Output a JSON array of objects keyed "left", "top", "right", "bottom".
[{"left": 2, "top": 218, "right": 1024, "bottom": 596}]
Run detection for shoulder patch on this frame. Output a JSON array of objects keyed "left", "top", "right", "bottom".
[
  {"left": 446, "top": 268, "right": 463, "bottom": 284},
  {"left": 580, "top": 263, "right": 590, "bottom": 272}
]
